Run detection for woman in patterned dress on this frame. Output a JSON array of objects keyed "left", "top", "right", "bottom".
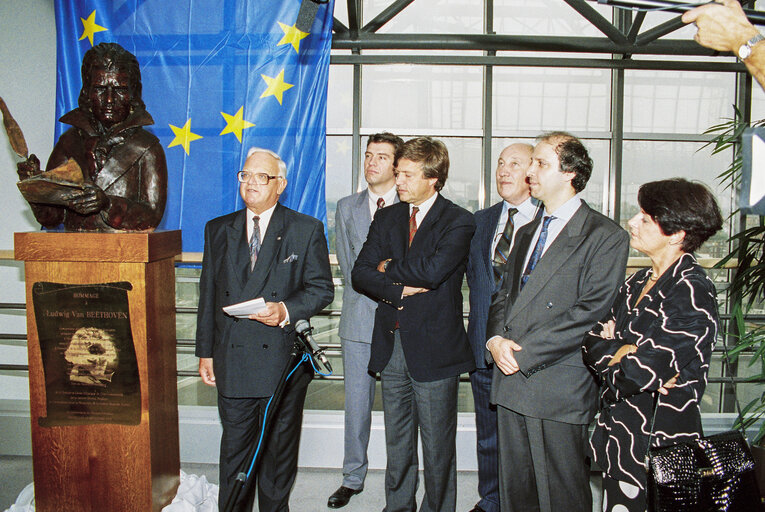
[{"left": 583, "top": 178, "right": 723, "bottom": 512}]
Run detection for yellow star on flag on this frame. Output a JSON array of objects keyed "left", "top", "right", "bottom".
[
  {"left": 277, "top": 22, "right": 309, "bottom": 53},
  {"left": 168, "top": 119, "right": 203, "bottom": 155},
  {"left": 220, "top": 107, "right": 256, "bottom": 143},
  {"left": 79, "top": 10, "right": 108, "bottom": 47},
  {"left": 260, "top": 70, "right": 294, "bottom": 105}
]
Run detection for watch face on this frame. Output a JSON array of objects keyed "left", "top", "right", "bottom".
[{"left": 739, "top": 44, "right": 752, "bottom": 60}]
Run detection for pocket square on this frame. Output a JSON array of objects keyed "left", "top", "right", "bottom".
[{"left": 283, "top": 253, "right": 298, "bottom": 263}]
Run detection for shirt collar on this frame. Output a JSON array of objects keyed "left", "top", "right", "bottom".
[
  {"left": 545, "top": 195, "right": 582, "bottom": 222},
  {"left": 410, "top": 191, "right": 438, "bottom": 217},
  {"left": 503, "top": 196, "right": 537, "bottom": 220}
]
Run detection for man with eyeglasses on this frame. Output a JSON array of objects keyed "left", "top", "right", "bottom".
[
  {"left": 196, "top": 147, "right": 333, "bottom": 512},
  {"left": 352, "top": 137, "right": 476, "bottom": 512},
  {"left": 329, "top": 132, "right": 403, "bottom": 509}
]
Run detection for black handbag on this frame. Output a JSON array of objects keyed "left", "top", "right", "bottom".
[{"left": 645, "top": 335, "right": 763, "bottom": 512}]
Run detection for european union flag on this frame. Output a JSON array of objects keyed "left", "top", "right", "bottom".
[{"left": 54, "top": 0, "right": 334, "bottom": 251}]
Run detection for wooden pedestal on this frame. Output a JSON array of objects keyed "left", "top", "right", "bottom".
[{"left": 14, "top": 231, "right": 182, "bottom": 512}]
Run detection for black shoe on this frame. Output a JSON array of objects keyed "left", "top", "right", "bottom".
[
  {"left": 468, "top": 506, "right": 486, "bottom": 512},
  {"left": 327, "top": 486, "right": 362, "bottom": 508}
]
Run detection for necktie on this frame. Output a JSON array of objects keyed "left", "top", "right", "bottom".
[
  {"left": 492, "top": 207, "right": 518, "bottom": 287},
  {"left": 377, "top": 197, "right": 385, "bottom": 210},
  {"left": 408, "top": 206, "right": 419, "bottom": 246},
  {"left": 249, "top": 215, "right": 261, "bottom": 272},
  {"left": 520, "top": 215, "right": 554, "bottom": 289}
]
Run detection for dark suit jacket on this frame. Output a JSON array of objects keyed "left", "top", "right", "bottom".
[
  {"left": 195, "top": 203, "right": 334, "bottom": 398},
  {"left": 486, "top": 201, "right": 629, "bottom": 424},
  {"left": 466, "top": 201, "right": 542, "bottom": 368},
  {"left": 351, "top": 194, "right": 476, "bottom": 382}
]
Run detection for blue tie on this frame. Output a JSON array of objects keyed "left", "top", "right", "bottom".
[{"left": 521, "top": 215, "right": 554, "bottom": 289}]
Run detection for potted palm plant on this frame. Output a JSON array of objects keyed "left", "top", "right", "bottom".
[{"left": 707, "top": 110, "right": 765, "bottom": 497}]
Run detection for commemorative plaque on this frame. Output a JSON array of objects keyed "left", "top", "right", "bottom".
[{"left": 31, "top": 281, "right": 140, "bottom": 426}]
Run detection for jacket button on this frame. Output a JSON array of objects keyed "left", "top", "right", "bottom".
[
  {"left": 263, "top": 344, "right": 268, "bottom": 349},
  {"left": 503, "top": 326, "right": 509, "bottom": 332},
  {"left": 546, "top": 302, "right": 553, "bottom": 309},
  {"left": 225, "top": 291, "right": 230, "bottom": 296},
  {"left": 272, "top": 291, "right": 277, "bottom": 297}
]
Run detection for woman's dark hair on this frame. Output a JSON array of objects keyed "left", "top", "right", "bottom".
[{"left": 638, "top": 178, "right": 723, "bottom": 253}]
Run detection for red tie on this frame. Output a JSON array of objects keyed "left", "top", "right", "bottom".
[
  {"left": 408, "top": 207, "right": 419, "bottom": 246},
  {"left": 377, "top": 197, "right": 385, "bottom": 209}
]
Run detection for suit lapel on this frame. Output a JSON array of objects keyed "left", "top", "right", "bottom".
[
  {"left": 225, "top": 210, "right": 249, "bottom": 290},
  {"left": 506, "top": 203, "right": 590, "bottom": 323},
  {"left": 483, "top": 203, "right": 503, "bottom": 287},
  {"left": 242, "top": 203, "right": 286, "bottom": 299},
  {"left": 351, "top": 190, "right": 372, "bottom": 241}
]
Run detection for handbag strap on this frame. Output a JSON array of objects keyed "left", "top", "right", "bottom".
[{"left": 645, "top": 330, "right": 748, "bottom": 459}]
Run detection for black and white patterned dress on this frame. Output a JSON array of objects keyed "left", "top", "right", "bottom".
[{"left": 583, "top": 253, "right": 719, "bottom": 498}]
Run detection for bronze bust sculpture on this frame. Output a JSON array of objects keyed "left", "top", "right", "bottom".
[{"left": 17, "top": 43, "right": 167, "bottom": 231}]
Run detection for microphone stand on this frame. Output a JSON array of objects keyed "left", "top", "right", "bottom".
[{"left": 221, "top": 339, "right": 309, "bottom": 512}]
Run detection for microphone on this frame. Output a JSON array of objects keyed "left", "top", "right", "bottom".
[{"left": 294, "top": 319, "right": 332, "bottom": 374}]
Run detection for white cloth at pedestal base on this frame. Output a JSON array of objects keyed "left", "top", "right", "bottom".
[{"left": 3, "top": 471, "right": 219, "bottom": 512}]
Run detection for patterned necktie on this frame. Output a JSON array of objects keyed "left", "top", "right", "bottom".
[
  {"left": 520, "top": 215, "right": 554, "bottom": 289},
  {"left": 249, "top": 215, "right": 261, "bottom": 272},
  {"left": 377, "top": 197, "right": 385, "bottom": 210},
  {"left": 492, "top": 207, "right": 518, "bottom": 287},
  {"left": 408, "top": 206, "right": 419, "bottom": 246}
]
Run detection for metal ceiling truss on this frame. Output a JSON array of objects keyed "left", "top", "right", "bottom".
[{"left": 331, "top": 0, "right": 751, "bottom": 70}]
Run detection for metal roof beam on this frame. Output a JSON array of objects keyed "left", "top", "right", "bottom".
[
  {"left": 347, "top": 0, "right": 360, "bottom": 37},
  {"left": 362, "top": 0, "right": 416, "bottom": 34},
  {"left": 333, "top": 17, "right": 350, "bottom": 36},
  {"left": 635, "top": 15, "right": 685, "bottom": 46},
  {"left": 330, "top": 53, "right": 744, "bottom": 72},
  {"left": 331, "top": 33, "right": 718, "bottom": 56},
  {"left": 562, "top": 0, "right": 629, "bottom": 45},
  {"left": 626, "top": 11, "right": 645, "bottom": 43}
]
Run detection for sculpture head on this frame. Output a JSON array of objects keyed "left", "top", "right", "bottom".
[{"left": 78, "top": 43, "right": 144, "bottom": 128}]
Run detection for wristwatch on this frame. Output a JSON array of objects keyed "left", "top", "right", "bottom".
[{"left": 738, "top": 33, "right": 765, "bottom": 60}]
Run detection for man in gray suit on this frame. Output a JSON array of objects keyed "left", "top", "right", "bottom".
[
  {"left": 486, "top": 132, "right": 629, "bottom": 512},
  {"left": 328, "top": 132, "right": 404, "bottom": 508}
]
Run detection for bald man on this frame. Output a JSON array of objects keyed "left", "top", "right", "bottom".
[{"left": 464, "top": 143, "right": 541, "bottom": 512}]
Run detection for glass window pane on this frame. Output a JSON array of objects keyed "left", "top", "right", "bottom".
[
  {"left": 493, "top": 67, "right": 611, "bottom": 133},
  {"left": 362, "top": 65, "right": 483, "bottom": 132},
  {"left": 624, "top": 70, "right": 735, "bottom": 134},
  {"left": 327, "top": 65, "right": 353, "bottom": 133},
  {"left": 365, "top": 0, "right": 483, "bottom": 34},
  {"left": 438, "top": 137, "right": 483, "bottom": 212},
  {"left": 326, "top": 135, "right": 354, "bottom": 254},
  {"left": 494, "top": 0, "right": 614, "bottom": 37},
  {"left": 621, "top": 140, "right": 733, "bottom": 258}
]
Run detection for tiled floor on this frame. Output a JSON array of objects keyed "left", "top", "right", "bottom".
[{"left": 1, "top": 455, "right": 604, "bottom": 512}]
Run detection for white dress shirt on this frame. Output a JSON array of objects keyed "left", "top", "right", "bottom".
[
  {"left": 246, "top": 203, "right": 289, "bottom": 326},
  {"left": 520, "top": 195, "right": 583, "bottom": 272},
  {"left": 367, "top": 186, "right": 398, "bottom": 218}
]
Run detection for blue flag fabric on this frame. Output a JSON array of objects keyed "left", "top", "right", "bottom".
[{"left": 54, "top": 0, "right": 333, "bottom": 252}]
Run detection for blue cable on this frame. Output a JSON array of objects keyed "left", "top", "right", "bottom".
[{"left": 244, "top": 353, "right": 311, "bottom": 479}]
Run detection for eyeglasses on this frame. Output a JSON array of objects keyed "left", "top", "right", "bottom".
[{"left": 237, "top": 171, "right": 281, "bottom": 184}]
